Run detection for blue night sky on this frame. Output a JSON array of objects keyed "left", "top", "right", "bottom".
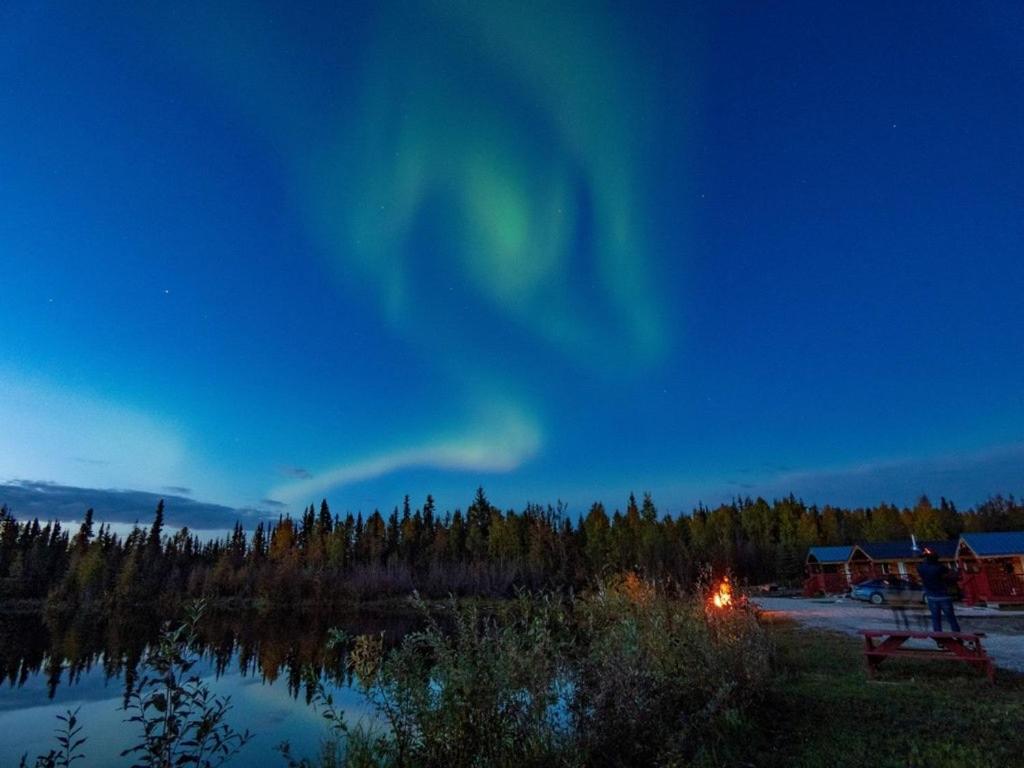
[{"left": 1, "top": 1, "right": 1023, "bottom": 522}]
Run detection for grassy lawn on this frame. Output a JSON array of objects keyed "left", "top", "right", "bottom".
[{"left": 744, "top": 619, "right": 1024, "bottom": 768}]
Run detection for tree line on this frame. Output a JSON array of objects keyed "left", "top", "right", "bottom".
[{"left": 1, "top": 489, "right": 1021, "bottom": 608}]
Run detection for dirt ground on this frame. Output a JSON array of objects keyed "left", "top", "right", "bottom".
[{"left": 752, "top": 596, "right": 1024, "bottom": 672}]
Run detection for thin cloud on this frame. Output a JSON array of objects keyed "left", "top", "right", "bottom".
[
  {"left": 733, "top": 443, "right": 1024, "bottom": 508},
  {"left": 1, "top": 372, "right": 192, "bottom": 495},
  {"left": 279, "top": 467, "right": 313, "bottom": 480},
  {"left": 260, "top": 498, "right": 287, "bottom": 509},
  {"left": 269, "top": 405, "right": 541, "bottom": 505},
  {"left": 684, "top": 444, "right": 1024, "bottom": 512},
  {"left": 163, "top": 485, "right": 193, "bottom": 495},
  {"left": 0, "top": 480, "right": 263, "bottom": 529},
  {"left": 567, "top": 443, "right": 1024, "bottom": 515},
  {"left": 728, "top": 481, "right": 755, "bottom": 490}
]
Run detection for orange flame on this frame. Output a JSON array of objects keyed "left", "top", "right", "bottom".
[{"left": 711, "top": 578, "right": 733, "bottom": 609}]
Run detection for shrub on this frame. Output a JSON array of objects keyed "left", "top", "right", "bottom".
[
  {"left": 121, "top": 600, "right": 252, "bottom": 768},
  {"left": 306, "top": 582, "right": 772, "bottom": 767},
  {"left": 571, "top": 577, "right": 773, "bottom": 765},
  {"left": 21, "top": 600, "right": 253, "bottom": 768}
]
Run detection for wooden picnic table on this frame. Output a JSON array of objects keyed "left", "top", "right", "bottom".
[{"left": 859, "top": 629, "right": 994, "bottom": 682}]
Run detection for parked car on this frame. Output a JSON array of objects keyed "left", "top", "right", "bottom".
[{"left": 850, "top": 577, "right": 924, "bottom": 605}]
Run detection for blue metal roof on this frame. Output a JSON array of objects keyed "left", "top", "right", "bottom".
[
  {"left": 806, "top": 539, "right": 958, "bottom": 563},
  {"left": 806, "top": 545, "right": 853, "bottom": 563},
  {"left": 960, "top": 531, "right": 1024, "bottom": 557},
  {"left": 858, "top": 540, "right": 957, "bottom": 560},
  {"left": 855, "top": 540, "right": 957, "bottom": 560}
]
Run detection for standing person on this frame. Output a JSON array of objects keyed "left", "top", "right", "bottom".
[{"left": 917, "top": 550, "right": 961, "bottom": 633}]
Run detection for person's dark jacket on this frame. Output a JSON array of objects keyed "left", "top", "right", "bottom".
[{"left": 917, "top": 561, "right": 952, "bottom": 598}]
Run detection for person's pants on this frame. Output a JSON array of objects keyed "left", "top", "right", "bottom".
[{"left": 926, "top": 595, "right": 960, "bottom": 633}]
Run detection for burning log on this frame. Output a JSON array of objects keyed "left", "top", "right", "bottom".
[{"left": 710, "top": 577, "right": 734, "bottom": 609}]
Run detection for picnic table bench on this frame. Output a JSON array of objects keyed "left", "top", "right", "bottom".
[{"left": 859, "top": 629, "right": 994, "bottom": 682}]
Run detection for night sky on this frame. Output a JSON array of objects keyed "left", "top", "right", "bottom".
[{"left": 2, "top": 1, "right": 1022, "bottom": 520}]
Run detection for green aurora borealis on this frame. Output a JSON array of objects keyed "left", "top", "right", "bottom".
[
  {"left": 3, "top": 1, "right": 1023, "bottom": 513},
  {"left": 150, "top": 1, "right": 678, "bottom": 504}
]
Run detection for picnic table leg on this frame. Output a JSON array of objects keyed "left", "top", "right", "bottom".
[
  {"left": 872, "top": 635, "right": 909, "bottom": 659},
  {"left": 977, "top": 639, "right": 996, "bottom": 683},
  {"left": 938, "top": 638, "right": 996, "bottom": 683},
  {"left": 862, "top": 635, "right": 876, "bottom": 678},
  {"left": 862, "top": 634, "right": 911, "bottom": 679}
]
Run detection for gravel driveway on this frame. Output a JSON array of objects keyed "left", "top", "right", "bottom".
[{"left": 752, "top": 596, "right": 1024, "bottom": 673}]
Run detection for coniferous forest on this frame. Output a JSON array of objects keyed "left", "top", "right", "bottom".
[{"left": 2, "top": 488, "right": 1021, "bottom": 610}]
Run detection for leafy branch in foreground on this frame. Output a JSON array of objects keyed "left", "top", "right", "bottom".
[
  {"left": 18, "top": 603, "right": 253, "bottom": 768},
  {"left": 19, "top": 707, "right": 86, "bottom": 768},
  {"left": 121, "top": 599, "right": 252, "bottom": 768}
]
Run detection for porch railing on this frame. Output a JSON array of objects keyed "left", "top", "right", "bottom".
[{"left": 960, "top": 569, "right": 1024, "bottom": 605}]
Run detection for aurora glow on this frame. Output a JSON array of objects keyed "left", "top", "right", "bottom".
[
  {"left": 315, "top": 1, "right": 666, "bottom": 365},
  {"left": 1, "top": 1, "right": 1023, "bottom": 519}
]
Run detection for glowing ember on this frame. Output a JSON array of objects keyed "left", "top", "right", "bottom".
[{"left": 711, "top": 578, "right": 733, "bottom": 609}]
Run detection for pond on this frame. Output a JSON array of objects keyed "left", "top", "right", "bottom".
[{"left": 0, "top": 608, "right": 420, "bottom": 767}]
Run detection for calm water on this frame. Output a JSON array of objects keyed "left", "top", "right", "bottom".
[{"left": 0, "top": 608, "right": 420, "bottom": 767}]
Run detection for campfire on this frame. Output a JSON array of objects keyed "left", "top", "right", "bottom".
[{"left": 709, "top": 577, "right": 734, "bottom": 609}]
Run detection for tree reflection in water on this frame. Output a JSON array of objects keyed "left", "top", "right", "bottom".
[{"left": 0, "top": 607, "right": 422, "bottom": 703}]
